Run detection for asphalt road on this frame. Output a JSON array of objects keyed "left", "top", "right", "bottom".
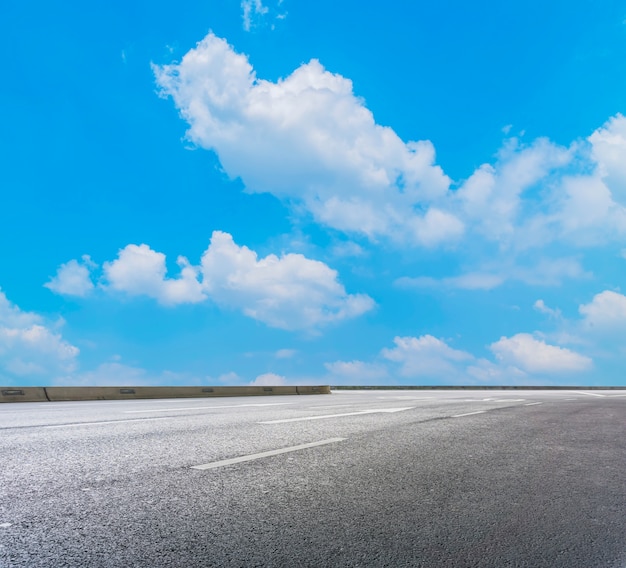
[{"left": 1, "top": 389, "right": 625, "bottom": 567}]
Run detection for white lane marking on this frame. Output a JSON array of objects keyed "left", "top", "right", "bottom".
[
  {"left": 191, "top": 438, "right": 346, "bottom": 471},
  {"left": 570, "top": 391, "right": 606, "bottom": 397},
  {"left": 43, "top": 417, "right": 170, "bottom": 428},
  {"left": 451, "top": 411, "right": 486, "bottom": 418},
  {"left": 0, "top": 523, "right": 12, "bottom": 528},
  {"left": 376, "top": 396, "right": 433, "bottom": 400},
  {"left": 125, "top": 403, "right": 292, "bottom": 414},
  {"left": 524, "top": 402, "right": 543, "bottom": 406},
  {"left": 259, "top": 407, "right": 414, "bottom": 424},
  {"left": 304, "top": 404, "right": 354, "bottom": 410}
]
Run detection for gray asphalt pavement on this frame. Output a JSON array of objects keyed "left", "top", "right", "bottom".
[{"left": 1, "top": 389, "right": 625, "bottom": 567}]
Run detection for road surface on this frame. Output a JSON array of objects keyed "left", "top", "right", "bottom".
[{"left": 1, "top": 389, "right": 625, "bottom": 567}]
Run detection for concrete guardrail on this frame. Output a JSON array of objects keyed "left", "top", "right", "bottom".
[
  {"left": 0, "top": 385, "right": 331, "bottom": 402},
  {"left": 0, "top": 387, "right": 49, "bottom": 403}
]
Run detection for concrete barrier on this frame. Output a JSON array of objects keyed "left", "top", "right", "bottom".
[
  {"left": 0, "top": 385, "right": 332, "bottom": 402},
  {"left": 41, "top": 385, "right": 326, "bottom": 401},
  {"left": 297, "top": 385, "right": 332, "bottom": 395},
  {"left": 0, "top": 387, "right": 49, "bottom": 403}
]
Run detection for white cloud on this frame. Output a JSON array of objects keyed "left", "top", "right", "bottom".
[
  {"left": 55, "top": 363, "right": 196, "bottom": 386},
  {"left": 200, "top": 231, "right": 374, "bottom": 330},
  {"left": 241, "top": 0, "right": 269, "bottom": 31},
  {"left": 579, "top": 290, "right": 626, "bottom": 329},
  {"left": 396, "top": 257, "right": 589, "bottom": 291},
  {"left": 250, "top": 372, "right": 286, "bottom": 385},
  {"left": 533, "top": 299, "right": 561, "bottom": 319},
  {"left": 103, "top": 244, "right": 206, "bottom": 306},
  {"left": 324, "top": 360, "right": 388, "bottom": 382},
  {"left": 154, "top": 33, "right": 626, "bottom": 255},
  {"left": 215, "top": 371, "right": 244, "bottom": 384},
  {"left": 490, "top": 333, "right": 592, "bottom": 373},
  {"left": 45, "top": 255, "right": 95, "bottom": 297},
  {"left": 456, "top": 137, "right": 571, "bottom": 244},
  {"left": 73, "top": 232, "right": 371, "bottom": 331},
  {"left": 275, "top": 348, "right": 296, "bottom": 359},
  {"left": 0, "top": 289, "right": 79, "bottom": 379},
  {"left": 589, "top": 113, "right": 626, "bottom": 205},
  {"left": 381, "top": 335, "right": 473, "bottom": 378},
  {"left": 153, "top": 33, "right": 459, "bottom": 246}
]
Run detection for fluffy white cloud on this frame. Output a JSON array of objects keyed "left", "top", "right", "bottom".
[
  {"left": 200, "top": 231, "right": 374, "bottom": 330},
  {"left": 456, "top": 137, "right": 571, "bottom": 243},
  {"left": 45, "top": 255, "right": 95, "bottom": 297},
  {"left": 153, "top": 33, "right": 459, "bottom": 246},
  {"left": 58, "top": 232, "right": 372, "bottom": 331},
  {"left": 153, "top": 32, "right": 626, "bottom": 256},
  {"left": 490, "top": 333, "right": 592, "bottom": 373},
  {"left": 579, "top": 290, "right": 626, "bottom": 329},
  {"left": 103, "top": 244, "right": 206, "bottom": 306},
  {"left": 381, "top": 335, "right": 473, "bottom": 378},
  {"left": 250, "top": 372, "right": 286, "bottom": 386},
  {"left": 0, "top": 290, "right": 79, "bottom": 379},
  {"left": 589, "top": 113, "right": 626, "bottom": 204}
]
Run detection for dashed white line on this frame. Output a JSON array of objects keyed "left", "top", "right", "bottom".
[
  {"left": 125, "top": 403, "right": 292, "bottom": 414},
  {"left": 0, "top": 523, "right": 12, "bottom": 528},
  {"left": 191, "top": 438, "right": 346, "bottom": 471},
  {"left": 259, "top": 407, "right": 414, "bottom": 424},
  {"left": 524, "top": 402, "right": 543, "bottom": 406},
  {"left": 570, "top": 391, "right": 606, "bottom": 397},
  {"left": 43, "top": 417, "right": 170, "bottom": 428},
  {"left": 451, "top": 411, "right": 486, "bottom": 418}
]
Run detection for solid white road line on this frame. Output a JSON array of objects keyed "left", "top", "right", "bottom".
[
  {"left": 524, "top": 402, "right": 543, "bottom": 406},
  {"left": 259, "top": 407, "right": 414, "bottom": 424},
  {"left": 125, "top": 403, "right": 292, "bottom": 414},
  {"left": 451, "top": 411, "right": 486, "bottom": 418},
  {"left": 43, "top": 417, "right": 170, "bottom": 428},
  {"left": 191, "top": 438, "right": 346, "bottom": 471},
  {"left": 571, "top": 391, "right": 606, "bottom": 397}
]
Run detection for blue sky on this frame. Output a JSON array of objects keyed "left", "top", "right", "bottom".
[{"left": 1, "top": 0, "right": 625, "bottom": 386}]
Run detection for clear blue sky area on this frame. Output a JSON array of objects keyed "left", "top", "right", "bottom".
[{"left": 1, "top": 0, "right": 625, "bottom": 386}]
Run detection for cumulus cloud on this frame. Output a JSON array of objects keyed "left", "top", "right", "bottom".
[
  {"left": 579, "top": 290, "right": 626, "bottom": 329},
  {"left": 490, "top": 333, "right": 592, "bottom": 373},
  {"left": 589, "top": 113, "right": 626, "bottom": 204},
  {"left": 250, "top": 372, "right": 286, "bottom": 386},
  {"left": 153, "top": 32, "right": 626, "bottom": 256},
  {"left": 456, "top": 137, "right": 571, "bottom": 244},
  {"left": 200, "top": 231, "right": 374, "bottom": 330},
  {"left": 381, "top": 335, "right": 473, "bottom": 379},
  {"left": 103, "top": 244, "right": 206, "bottom": 306},
  {"left": 153, "top": 33, "right": 459, "bottom": 246},
  {"left": 0, "top": 289, "right": 79, "bottom": 381},
  {"left": 55, "top": 232, "right": 372, "bottom": 331},
  {"left": 45, "top": 255, "right": 96, "bottom": 297}
]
